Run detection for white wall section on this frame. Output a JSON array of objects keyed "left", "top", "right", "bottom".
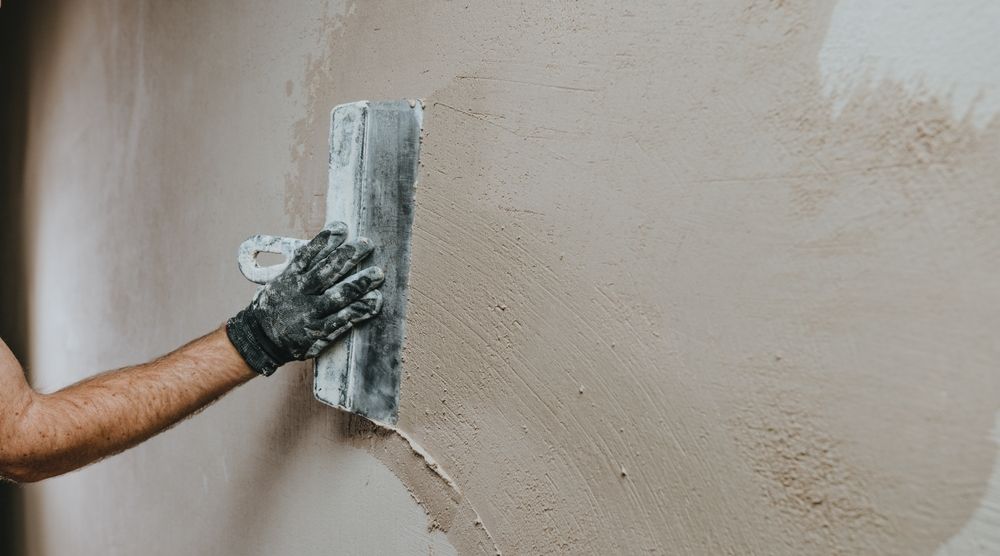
[
  {"left": 819, "top": 0, "right": 1000, "bottom": 127},
  {"left": 937, "top": 412, "right": 1000, "bottom": 555}
]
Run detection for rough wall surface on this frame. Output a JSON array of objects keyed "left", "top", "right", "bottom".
[{"left": 18, "top": 0, "right": 1000, "bottom": 555}]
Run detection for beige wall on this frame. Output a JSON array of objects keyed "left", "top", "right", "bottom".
[{"left": 17, "top": 1, "right": 1000, "bottom": 554}]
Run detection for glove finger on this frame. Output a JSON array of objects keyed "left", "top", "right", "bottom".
[
  {"left": 288, "top": 221, "right": 348, "bottom": 274},
  {"left": 304, "top": 291, "right": 383, "bottom": 358},
  {"left": 318, "top": 266, "right": 384, "bottom": 312},
  {"left": 302, "top": 238, "right": 375, "bottom": 294}
]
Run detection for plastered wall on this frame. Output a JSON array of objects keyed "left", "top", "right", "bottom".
[{"left": 16, "top": 1, "right": 1000, "bottom": 554}]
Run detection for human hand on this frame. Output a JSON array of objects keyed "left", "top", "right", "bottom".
[{"left": 226, "top": 222, "right": 384, "bottom": 376}]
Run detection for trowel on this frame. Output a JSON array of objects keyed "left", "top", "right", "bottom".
[{"left": 236, "top": 100, "right": 423, "bottom": 425}]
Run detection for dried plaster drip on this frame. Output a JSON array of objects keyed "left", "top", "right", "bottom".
[{"left": 376, "top": 422, "right": 502, "bottom": 555}]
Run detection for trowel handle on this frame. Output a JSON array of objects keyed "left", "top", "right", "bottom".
[{"left": 237, "top": 234, "right": 309, "bottom": 285}]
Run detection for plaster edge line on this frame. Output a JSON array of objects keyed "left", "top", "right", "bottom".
[
  {"left": 934, "top": 410, "right": 1000, "bottom": 555},
  {"left": 384, "top": 424, "right": 461, "bottom": 490},
  {"left": 380, "top": 423, "right": 502, "bottom": 555}
]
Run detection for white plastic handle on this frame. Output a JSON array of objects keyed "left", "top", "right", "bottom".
[{"left": 237, "top": 234, "right": 309, "bottom": 285}]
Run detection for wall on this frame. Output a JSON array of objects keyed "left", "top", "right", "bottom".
[
  {"left": 15, "top": 0, "right": 1000, "bottom": 554},
  {"left": 18, "top": 1, "right": 453, "bottom": 554}
]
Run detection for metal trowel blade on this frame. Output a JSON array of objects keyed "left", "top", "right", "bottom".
[{"left": 313, "top": 99, "right": 422, "bottom": 425}]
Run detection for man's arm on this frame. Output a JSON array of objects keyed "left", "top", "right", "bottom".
[
  {"left": 0, "top": 329, "right": 253, "bottom": 482},
  {"left": 0, "top": 222, "right": 383, "bottom": 483}
]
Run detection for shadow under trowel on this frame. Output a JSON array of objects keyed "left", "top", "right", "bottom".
[{"left": 209, "top": 361, "right": 369, "bottom": 555}]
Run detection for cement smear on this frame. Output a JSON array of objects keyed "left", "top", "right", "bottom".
[{"left": 284, "top": 2, "right": 1000, "bottom": 553}]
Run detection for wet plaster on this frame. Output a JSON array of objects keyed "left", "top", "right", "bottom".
[
  {"left": 345, "top": 417, "right": 501, "bottom": 555},
  {"left": 15, "top": 0, "right": 1000, "bottom": 554},
  {"left": 285, "top": 1, "right": 1000, "bottom": 554}
]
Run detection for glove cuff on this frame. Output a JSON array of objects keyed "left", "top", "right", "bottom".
[{"left": 226, "top": 309, "right": 286, "bottom": 377}]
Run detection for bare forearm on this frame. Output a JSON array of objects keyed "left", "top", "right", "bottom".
[
  {"left": 0, "top": 225, "right": 383, "bottom": 482},
  {"left": 2, "top": 327, "right": 254, "bottom": 482}
]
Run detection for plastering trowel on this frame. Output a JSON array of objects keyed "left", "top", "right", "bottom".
[{"left": 236, "top": 100, "right": 423, "bottom": 425}]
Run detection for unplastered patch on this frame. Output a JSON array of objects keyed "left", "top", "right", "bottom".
[
  {"left": 936, "top": 411, "right": 1000, "bottom": 555},
  {"left": 819, "top": 0, "right": 1000, "bottom": 128}
]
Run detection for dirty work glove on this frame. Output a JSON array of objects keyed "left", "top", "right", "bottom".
[{"left": 227, "top": 222, "right": 385, "bottom": 376}]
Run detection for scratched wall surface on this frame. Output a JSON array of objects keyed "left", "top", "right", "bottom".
[{"left": 18, "top": 0, "right": 1000, "bottom": 555}]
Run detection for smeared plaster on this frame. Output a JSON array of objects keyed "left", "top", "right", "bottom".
[
  {"left": 345, "top": 418, "right": 501, "bottom": 555},
  {"left": 289, "top": 2, "right": 1000, "bottom": 553},
  {"left": 819, "top": 0, "right": 1000, "bottom": 127},
  {"left": 386, "top": 425, "right": 460, "bottom": 492},
  {"left": 17, "top": 1, "right": 1000, "bottom": 554}
]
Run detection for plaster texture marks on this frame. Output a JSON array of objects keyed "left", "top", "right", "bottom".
[
  {"left": 16, "top": 0, "right": 1000, "bottom": 555},
  {"left": 294, "top": 1, "right": 1000, "bottom": 554}
]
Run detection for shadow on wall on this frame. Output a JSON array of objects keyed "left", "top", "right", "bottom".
[{"left": 0, "top": 1, "right": 31, "bottom": 554}]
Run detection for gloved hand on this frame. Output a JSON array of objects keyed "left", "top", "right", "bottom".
[{"left": 226, "top": 222, "right": 384, "bottom": 376}]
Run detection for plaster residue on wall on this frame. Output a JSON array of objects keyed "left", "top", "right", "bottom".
[
  {"left": 344, "top": 418, "right": 501, "bottom": 555},
  {"left": 274, "top": 1, "right": 1000, "bottom": 554},
  {"left": 12, "top": 0, "right": 1000, "bottom": 554},
  {"left": 731, "top": 355, "right": 890, "bottom": 554},
  {"left": 819, "top": 0, "right": 1000, "bottom": 128}
]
